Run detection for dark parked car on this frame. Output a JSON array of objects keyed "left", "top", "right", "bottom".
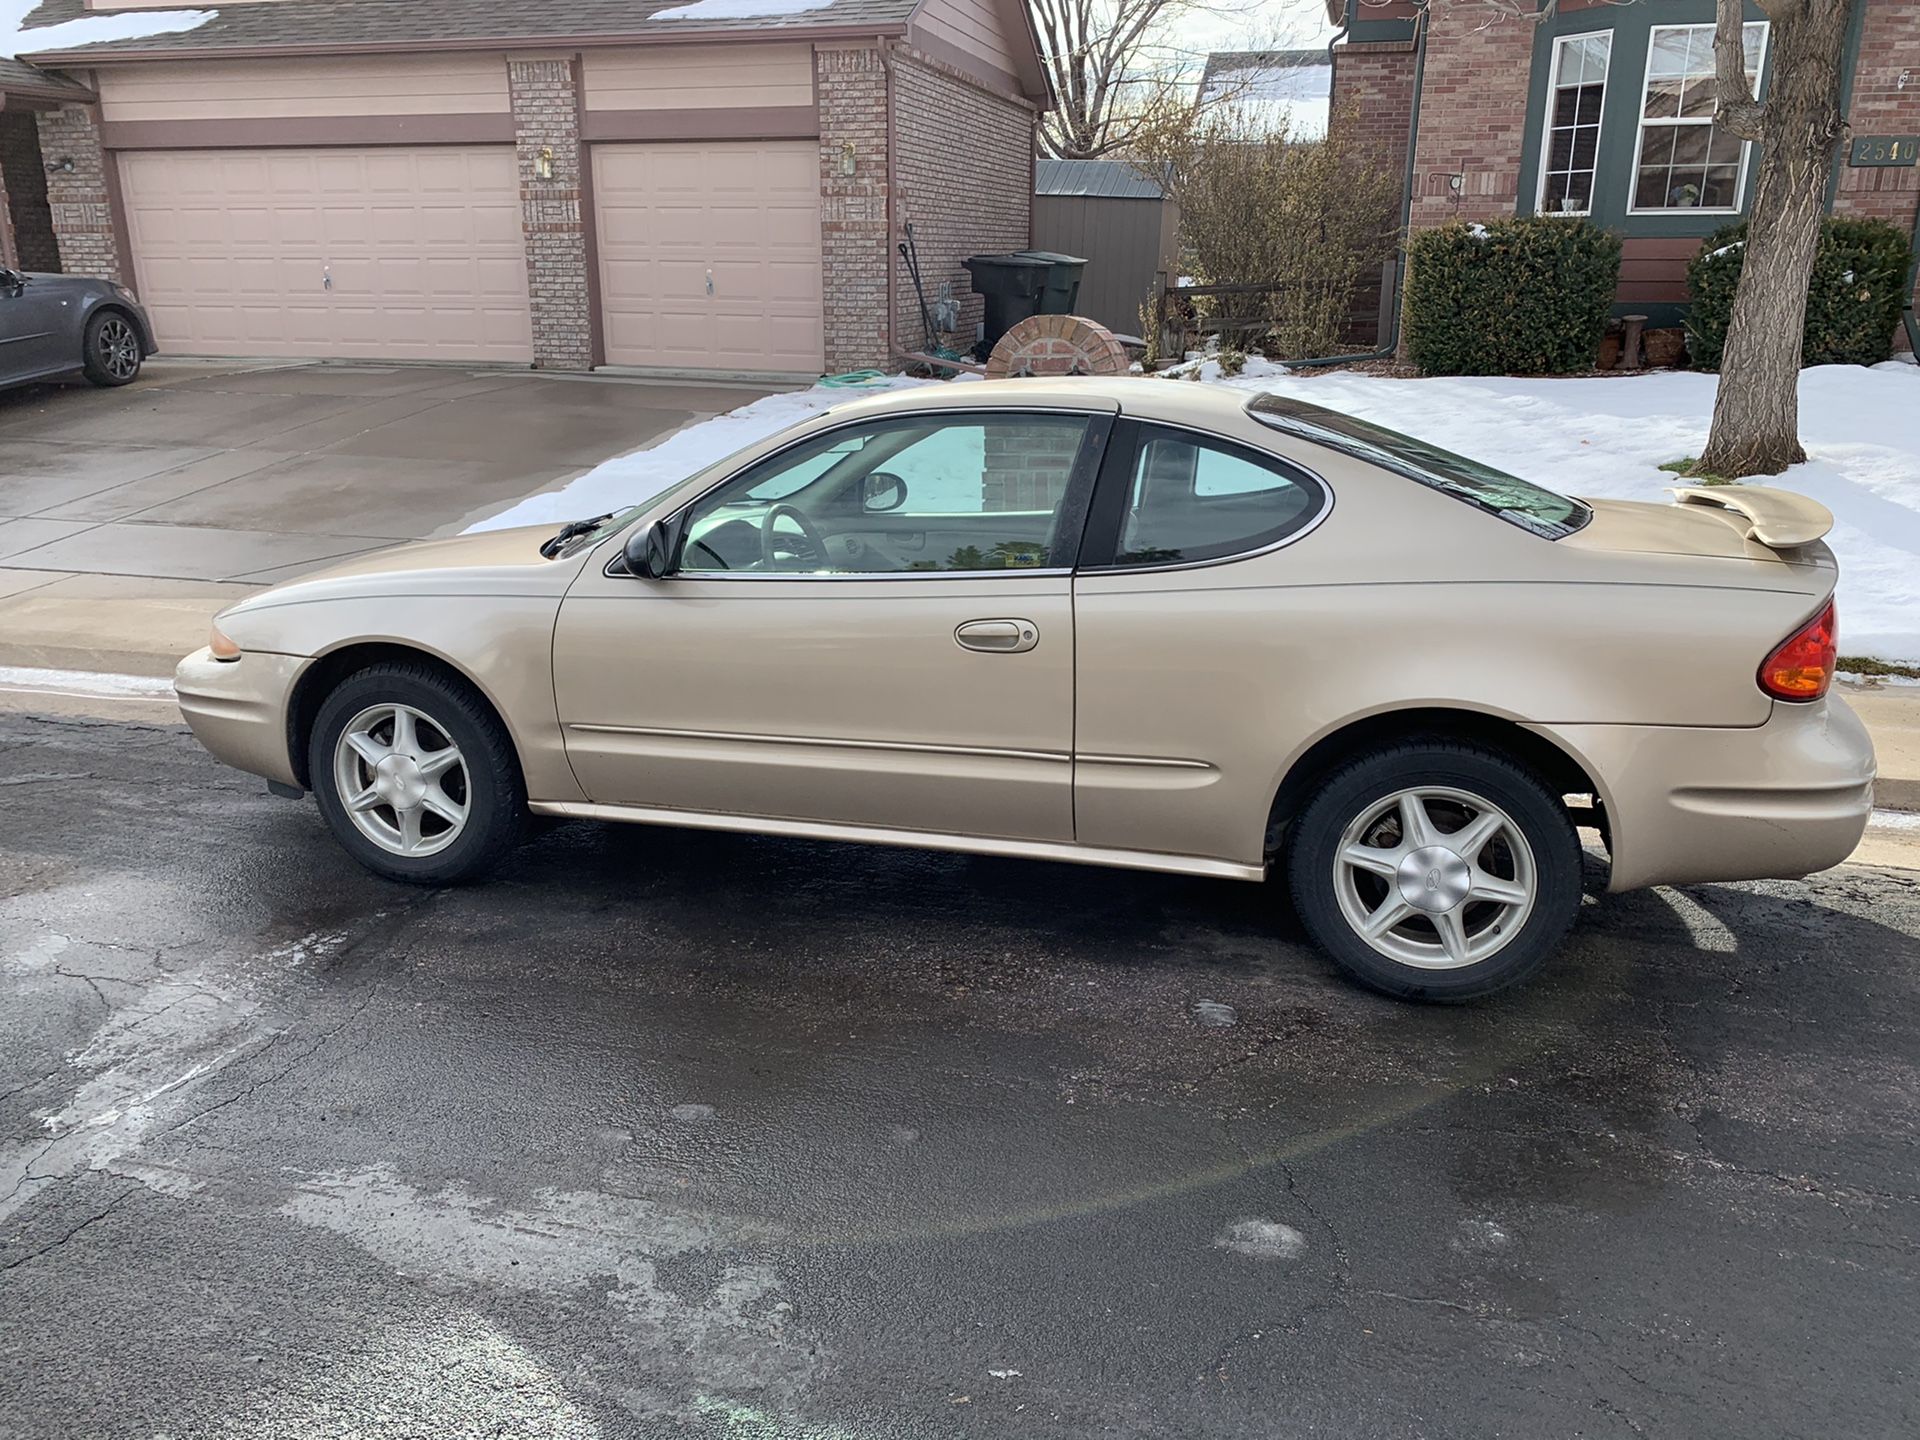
[{"left": 0, "top": 267, "right": 154, "bottom": 390}]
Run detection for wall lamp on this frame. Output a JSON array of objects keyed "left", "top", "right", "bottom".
[{"left": 45, "top": 156, "right": 75, "bottom": 174}]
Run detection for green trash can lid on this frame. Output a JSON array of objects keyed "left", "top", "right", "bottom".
[
  {"left": 1015, "top": 250, "right": 1088, "bottom": 266},
  {"left": 965, "top": 253, "right": 1051, "bottom": 268}
]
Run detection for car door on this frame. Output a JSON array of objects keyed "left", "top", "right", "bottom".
[
  {"left": 0, "top": 269, "right": 72, "bottom": 380},
  {"left": 1071, "top": 418, "right": 1333, "bottom": 865},
  {"left": 552, "top": 404, "right": 1114, "bottom": 843}
]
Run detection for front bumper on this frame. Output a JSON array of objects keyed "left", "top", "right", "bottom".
[
  {"left": 174, "top": 646, "right": 308, "bottom": 789},
  {"left": 1541, "top": 695, "right": 1877, "bottom": 893}
]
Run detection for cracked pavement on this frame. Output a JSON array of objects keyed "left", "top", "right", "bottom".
[{"left": 1, "top": 710, "right": 1917, "bottom": 1438}]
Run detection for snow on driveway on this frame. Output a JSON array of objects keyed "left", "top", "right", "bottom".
[{"left": 466, "top": 363, "right": 1920, "bottom": 662}]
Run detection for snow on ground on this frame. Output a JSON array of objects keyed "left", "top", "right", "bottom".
[
  {"left": 466, "top": 362, "right": 1920, "bottom": 662},
  {"left": 1203, "top": 362, "right": 1920, "bottom": 663},
  {"left": 651, "top": 0, "right": 830, "bottom": 19},
  {"left": 466, "top": 376, "right": 929, "bottom": 534},
  {"left": 1, "top": 1, "right": 213, "bottom": 56}
]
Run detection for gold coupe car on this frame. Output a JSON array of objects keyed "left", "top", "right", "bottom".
[{"left": 177, "top": 379, "right": 1874, "bottom": 999}]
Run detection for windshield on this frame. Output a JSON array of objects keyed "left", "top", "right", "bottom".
[{"left": 1246, "top": 394, "right": 1591, "bottom": 539}]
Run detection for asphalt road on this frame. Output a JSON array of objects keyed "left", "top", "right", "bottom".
[{"left": 2, "top": 710, "right": 1916, "bottom": 1439}]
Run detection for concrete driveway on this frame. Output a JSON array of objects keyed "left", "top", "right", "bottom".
[{"left": 0, "top": 360, "right": 771, "bottom": 672}]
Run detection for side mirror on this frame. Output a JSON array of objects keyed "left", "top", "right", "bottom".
[
  {"left": 623, "top": 519, "right": 675, "bottom": 579},
  {"left": 862, "top": 471, "right": 908, "bottom": 513}
]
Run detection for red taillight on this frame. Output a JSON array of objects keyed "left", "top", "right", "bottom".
[{"left": 1759, "top": 599, "right": 1836, "bottom": 701}]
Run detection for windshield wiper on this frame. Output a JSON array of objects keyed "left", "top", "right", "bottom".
[{"left": 539, "top": 513, "right": 613, "bottom": 558}]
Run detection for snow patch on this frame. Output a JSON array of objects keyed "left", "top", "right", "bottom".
[
  {"left": 464, "top": 376, "right": 926, "bottom": 533},
  {"left": 1215, "top": 1218, "right": 1307, "bottom": 1260},
  {"left": 650, "top": 0, "right": 831, "bottom": 19},
  {"left": 0, "top": 665, "right": 175, "bottom": 699},
  {"left": 1, "top": 1, "right": 214, "bottom": 57}
]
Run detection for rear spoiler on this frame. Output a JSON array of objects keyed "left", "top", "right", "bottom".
[{"left": 1670, "top": 485, "right": 1833, "bottom": 548}]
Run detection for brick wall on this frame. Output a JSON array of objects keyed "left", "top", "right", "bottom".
[
  {"left": 891, "top": 48, "right": 1032, "bottom": 354},
  {"left": 508, "top": 55, "right": 594, "bottom": 370},
  {"left": 816, "top": 44, "right": 892, "bottom": 372},
  {"left": 1405, "top": 7, "right": 1536, "bottom": 231},
  {"left": 0, "top": 112, "right": 59, "bottom": 273},
  {"left": 35, "top": 105, "right": 123, "bottom": 282},
  {"left": 1329, "top": 41, "right": 1417, "bottom": 196},
  {"left": 1833, "top": 0, "right": 1920, "bottom": 228}
]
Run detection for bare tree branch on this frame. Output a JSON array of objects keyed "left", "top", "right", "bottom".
[{"left": 1712, "top": 0, "right": 1768, "bottom": 140}]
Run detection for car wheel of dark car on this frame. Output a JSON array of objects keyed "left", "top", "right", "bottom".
[{"left": 82, "top": 310, "right": 143, "bottom": 387}]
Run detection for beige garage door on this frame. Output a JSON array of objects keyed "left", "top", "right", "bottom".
[
  {"left": 594, "top": 140, "right": 823, "bottom": 375},
  {"left": 119, "top": 146, "right": 533, "bottom": 363}
]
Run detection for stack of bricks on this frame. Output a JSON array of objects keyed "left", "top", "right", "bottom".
[
  {"left": 891, "top": 49, "right": 1033, "bottom": 352},
  {"left": 1404, "top": 6, "right": 1537, "bottom": 230},
  {"left": 33, "top": 105, "right": 121, "bottom": 282},
  {"left": 507, "top": 56, "right": 593, "bottom": 371},
  {"left": 982, "top": 313, "right": 1129, "bottom": 380},
  {"left": 816, "top": 45, "right": 891, "bottom": 373}
]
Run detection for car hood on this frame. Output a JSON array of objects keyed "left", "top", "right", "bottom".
[
  {"left": 20, "top": 271, "right": 117, "bottom": 301},
  {"left": 221, "top": 524, "right": 599, "bottom": 617}
]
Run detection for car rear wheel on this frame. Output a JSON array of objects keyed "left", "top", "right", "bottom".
[
  {"left": 82, "top": 311, "right": 142, "bottom": 387},
  {"left": 1285, "top": 742, "right": 1582, "bottom": 1001},
  {"left": 310, "top": 664, "right": 525, "bottom": 884}
]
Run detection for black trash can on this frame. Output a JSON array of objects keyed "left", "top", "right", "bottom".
[
  {"left": 962, "top": 253, "right": 1051, "bottom": 354},
  {"left": 1016, "top": 250, "right": 1088, "bottom": 315}
]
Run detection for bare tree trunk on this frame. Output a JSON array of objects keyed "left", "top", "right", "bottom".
[{"left": 1697, "top": 0, "right": 1854, "bottom": 478}]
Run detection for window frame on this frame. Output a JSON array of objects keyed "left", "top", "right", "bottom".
[
  {"left": 1533, "top": 30, "right": 1613, "bottom": 219},
  {"left": 610, "top": 406, "right": 1117, "bottom": 582},
  {"left": 1076, "top": 418, "right": 1334, "bottom": 574},
  {"left": 1626, "top": 21, "right": 1769, "bottom": 218}
]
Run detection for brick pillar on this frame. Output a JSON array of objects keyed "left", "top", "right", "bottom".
[
  {"left": 507, "top": 55, "right": 596, "bottom": 371},
  {"left": 1405, "top": 8, "right": 1536, "bottom": 232},
  {"left": 35, "top": 104, "right": 124, "bottom": 282},
  {"left": 815, "top": 44, "right": 891, "bottom": 373}
]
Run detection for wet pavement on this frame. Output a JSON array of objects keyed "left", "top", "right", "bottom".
[{"left": 2, "top": 710, "right": 1917, "bottom": 1439}]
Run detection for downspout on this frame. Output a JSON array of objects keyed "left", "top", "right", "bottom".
[
  {"left": 1903, "top": 200, "right": 1920, "bottom": 357},
  {"left": 1276, "top": 2, "right": 1430, "bottom": 369}
]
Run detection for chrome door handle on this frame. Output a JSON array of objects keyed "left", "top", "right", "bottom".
[{"left": 955, "top": 618, "right": 1038, "bottom": 654}]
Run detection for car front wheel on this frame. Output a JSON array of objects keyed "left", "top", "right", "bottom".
[
  {"left": 1285, "top": 742, "right": 1583, "bottom": 1000},
  {"left": 309, "top": 664, "right": 526, "bottom": 884},
  {"left": 82, "top": 310, "right": 143, "bottom": 387}
]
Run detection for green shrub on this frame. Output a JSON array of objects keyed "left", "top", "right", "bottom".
[
  {"left": 1686, "top": 217, "right": 1913, "bottom": 370},
  {"left": 1403, "top": 216, "right": 1622, "bottom": 376}
]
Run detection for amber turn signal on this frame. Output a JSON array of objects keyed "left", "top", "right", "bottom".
[
  {"left": 208, "top": 623, "right": 242, "bottom": 662},
  {"left": 1758, "top": 599, "right": 1836, "bottom": 701}
]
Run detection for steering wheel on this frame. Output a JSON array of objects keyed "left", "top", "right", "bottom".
[{"left": 760, "top": 502, "right": 831, "bottom": 569}]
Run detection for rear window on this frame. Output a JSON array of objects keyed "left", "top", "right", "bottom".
[{"left": 1246, "top": 395, "right": 1591, "bottom": 539}]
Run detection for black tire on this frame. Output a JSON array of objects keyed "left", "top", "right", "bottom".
[
  {"left": 1284, "top": 741, "right": 1582, "bottom": 1002},
  {"left": 81, "top": 309, "right": 143, "bottom": 387},
  {"left": 309, "top": 663, "right": 526, "bottom": 885}
]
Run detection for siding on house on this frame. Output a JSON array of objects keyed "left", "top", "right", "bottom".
[
  {"left": 912, "top": 0, "right": 1023, "bottom": 79},
  {"left": 581, "top": 43, "right": 815, "bottom": 112},
  {"left": 94, "top": 54, "right": 512, "bottom": 121}
]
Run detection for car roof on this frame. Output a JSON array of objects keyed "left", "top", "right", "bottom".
[{"left": 821, "top": 375, "right": 1261, "bottom": 422}]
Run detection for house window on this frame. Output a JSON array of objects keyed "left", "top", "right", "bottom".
[
  {"left": 1538, "top": 32, "right": 1611, "bottom": 215},
  {"left": 1631, "top": 22, "right": 1768, "bottom": 213}
]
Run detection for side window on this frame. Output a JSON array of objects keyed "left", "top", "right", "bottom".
[
  {"left": 1105, "top": 428, "right": 1324, "bottom": 567},
  {"left": 676, "top": 412, "right": 1097, "bottom": 576}
]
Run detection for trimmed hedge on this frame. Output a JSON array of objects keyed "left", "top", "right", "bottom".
[
  {"left": 1403, "top": 216, "right": 1622, "bottom": 376},
  {"left": 1686, "top": 217, "right": 1913, "bottom": 370}
]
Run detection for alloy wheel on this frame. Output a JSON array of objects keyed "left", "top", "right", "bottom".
[
  {"left": 1331, "top": 786, "right": 1537, "bottom": 970},
  {"left": 96, "top": 317, "right": 140, "bottom": 380},
  {"left": 332, "top": 702, "right": 470, "bottom": 858}
]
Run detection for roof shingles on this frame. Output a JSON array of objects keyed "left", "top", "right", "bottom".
[{"left": 18, "top": 0, "right": 921, "bottom": 59}]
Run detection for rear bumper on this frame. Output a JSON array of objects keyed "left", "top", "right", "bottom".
[
  {"left": 174, "top": 646, "right": 307, "bottom": 789},
  {"left": 1539, "top": 695, "right": 1876, "bottom": 893}
]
